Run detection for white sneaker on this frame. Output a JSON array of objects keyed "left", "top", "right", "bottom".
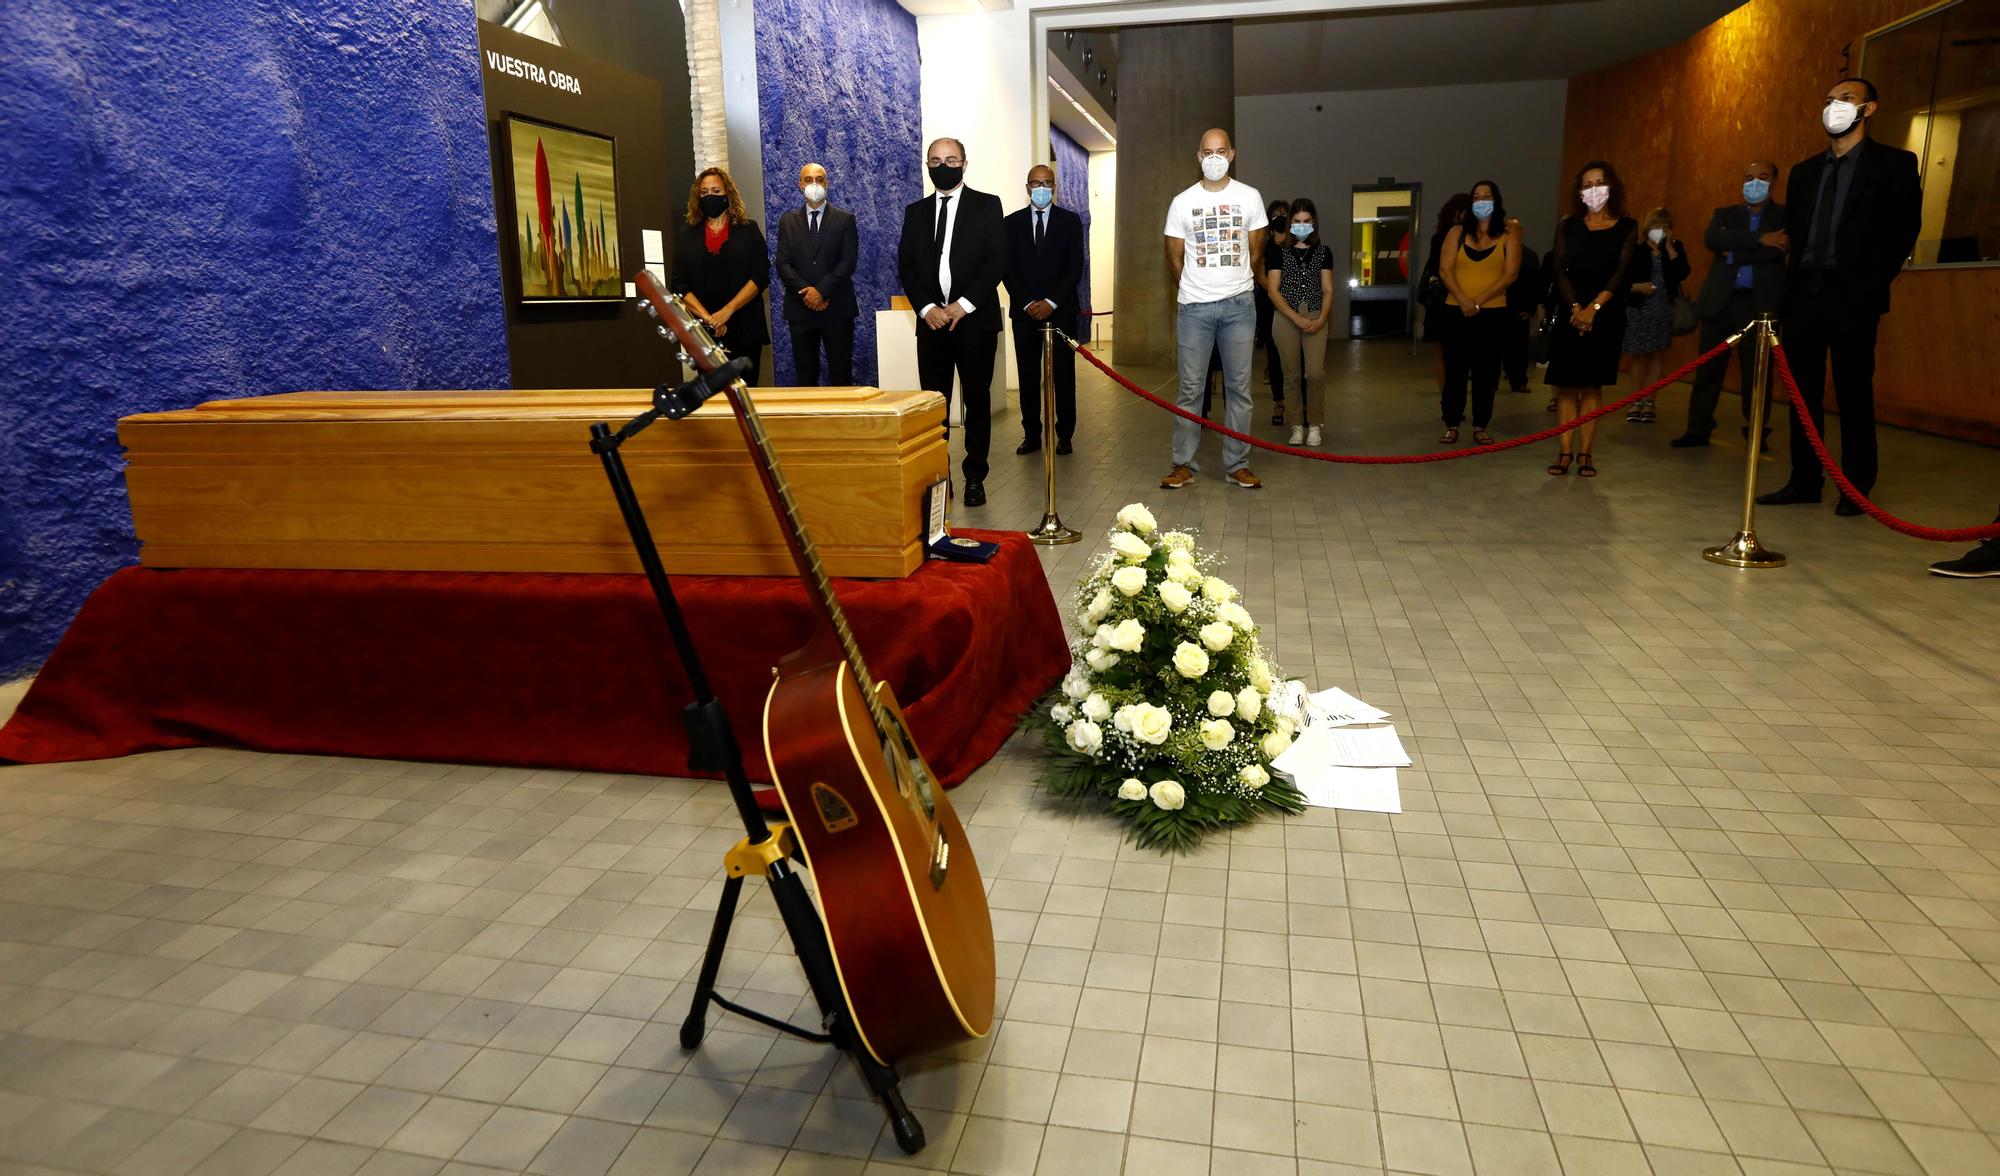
[
  {"left": 1288, "top": 426, "right": 1305, "bottom": 445},
  {"left": 1306, "top": 425, "right": 1322, "bottom": 447}
]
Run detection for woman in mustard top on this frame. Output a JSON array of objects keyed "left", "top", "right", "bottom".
[{"left": 1437, "top": 180, "right": 1521, "bottom": 446}]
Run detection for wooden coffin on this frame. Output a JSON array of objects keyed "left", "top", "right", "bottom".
[{"left": 119, "top": 386, "right": 946, "bottom": 578}]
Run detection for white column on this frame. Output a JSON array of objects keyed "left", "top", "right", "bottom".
[{"left": 683, "top": 0, "right": 729, "bottom": 172}]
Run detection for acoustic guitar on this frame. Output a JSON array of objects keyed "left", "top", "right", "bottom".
[{"left": 632, "top": 272, "right": 995, "bottom": 1062}]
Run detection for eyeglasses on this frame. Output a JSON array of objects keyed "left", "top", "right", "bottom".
[
  {"left": 1027, "top": 181, "right": 1054, "bottom": 189},
  {"left": 1199, "top": 150, "right": 1230, "bottom": 159},
  {"left": 928, "top": 156, "right": 965, "bottom": 167}
]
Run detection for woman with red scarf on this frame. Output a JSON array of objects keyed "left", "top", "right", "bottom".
[{"left": 673, "top": 167, "right": 771, "bottom": 384}]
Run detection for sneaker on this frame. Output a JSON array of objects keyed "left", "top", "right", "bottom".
[
  {"left": 1930, "top": 539, "right": 2000, "bottom": 578},
  {"left": 1270, "top": 409, "right": 1285, "bottom": 426},
  {"left": 1160, "top": 464, "right": 1196, "bottom": 490},
  {"left": 1306, "top": 425, "right": 1322, "bottom": 447},
  {"left": 1626, "top": 406, "right": 1644, "bottom": 423},
  {"left": 1641, "top": 402, "right": 1657, "bottom": 424},
  {"left": 1226, "top": 468, "right": 1263, "bottom": 490},
  {"left": 1288, "top": 425, "right": 1305, "bottom": 445}
]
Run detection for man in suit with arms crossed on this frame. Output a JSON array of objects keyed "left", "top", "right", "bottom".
[
  {"left": 1004, "top": 164, "right": 1086, "bottom": 456},
  {"left": 775, "top": 163, "right": 859, "bottom": 386},
  {"left": 898, "top": 138, "right": 1007, "bottom": 507},
  {"left": 1672, "top": 161, "right": 1789, "bottom": 448},
  {"left": 1758, "top": 77, "right": 1921, "bottom": 515}
]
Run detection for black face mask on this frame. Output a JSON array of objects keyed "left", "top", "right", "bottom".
[
  {"left": 928, "top": 164, "right": 964, "bottom": 191},
  {"left": 699, "top": 193, "right": 730, "bottom": 220}
]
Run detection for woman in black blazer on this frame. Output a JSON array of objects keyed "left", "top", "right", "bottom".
[{"left": 672, "top": 167, "right": 771, "bottom": 384}]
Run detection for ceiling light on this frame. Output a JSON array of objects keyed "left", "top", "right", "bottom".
[{"left": 1048, "top": 76, "right": 1117, "bottom": 146}]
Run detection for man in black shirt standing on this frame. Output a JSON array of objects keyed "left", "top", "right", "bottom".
[{"left": 1758, "top": 77, "right": 1921, "bottom": 515}]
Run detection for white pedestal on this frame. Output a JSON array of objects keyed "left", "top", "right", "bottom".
[{"left": 874, "top": 309, "right": 1016, "bottom": 421}]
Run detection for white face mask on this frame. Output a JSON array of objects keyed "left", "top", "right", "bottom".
[
  {"left": 1200, "top": 154, "right": 1230, "bottom": 182},
  {"left": 803, "top": 182, "right": 827, "bottom": 204},
  {"left": 1647, "top": 227, "right": 1666, "bottom": 244},
  {"left": 1580, "top": 184, "right": 1610, "bottom": 212},
  {"left": 1823, "top": 99, "right": 1861, "bottom": 136}
]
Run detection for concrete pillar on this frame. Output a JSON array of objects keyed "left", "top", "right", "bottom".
[{"left": 1112, "top": 22, "right": 1235, "bottom": 367}]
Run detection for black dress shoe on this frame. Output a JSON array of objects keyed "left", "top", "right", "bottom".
[
  {"left": 1756, "top": 486, "right": 1821, "bottom": 506},
  {"left": 1669, "top": 432, "right": 1710, "bottom": 448},
  {"left": 1835, "top": 497, "right": 1864, "bottom": 517},
  {"left": 1055, "top": 439, "right": 1072, "bottom": 456},
  {"left": 963, "top": 481, "right": 986, "bottom": 508},
  {"left": 1015, "top": 438, "right": 1040, "bottom": 455}
]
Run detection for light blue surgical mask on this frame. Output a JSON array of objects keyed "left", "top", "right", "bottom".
[
  {"left": 1289, "top": 222, "right": 1313, "bottom": 240},
  {"left": 1742, "top": 178, "right": 1771, "bottom": 204},
  {"left": 1029, "top": 186, "right": 1054, "bottom": 209},
  {"left": 1471, "top": 199, "right": 1495, "bottom": 220}
]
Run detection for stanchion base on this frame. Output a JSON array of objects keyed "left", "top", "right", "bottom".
[
  {"left": 1028, "top": 515, "right": 1083, "bottom": 546},
  {"left": 1703, "top": 532, "right": 1786, "bottom": 568}
]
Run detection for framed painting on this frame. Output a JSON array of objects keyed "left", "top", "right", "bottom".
[{"left": 504, "top": 113, "right": 623, "bottom": 300}]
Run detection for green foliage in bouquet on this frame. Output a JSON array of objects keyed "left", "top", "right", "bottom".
[{"left": 1033, "top": 504, "right": 1307, "bottom": 852}]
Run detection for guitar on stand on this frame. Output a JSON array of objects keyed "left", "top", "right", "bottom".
[{"left": 582, "top": 271, "right": 995, "bottom": 1155}]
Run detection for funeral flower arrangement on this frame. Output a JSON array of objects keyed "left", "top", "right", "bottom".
[{"left": 1036, "top": 504, "right": 1306, "bottom": 851}]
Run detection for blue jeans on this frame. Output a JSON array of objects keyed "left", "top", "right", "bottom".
[{"left": 1173, "top": 293, "right": 1255, "bottom": 473}]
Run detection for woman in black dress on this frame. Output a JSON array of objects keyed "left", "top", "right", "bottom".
[
  {"left": 672, "top": 167, "right": 771, "bottom": 385},
  {"left": 1544, "top": 162, "right": 1636, "bottom": 477}
]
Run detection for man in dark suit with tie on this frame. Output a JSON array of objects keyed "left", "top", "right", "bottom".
[
  {"left": 775, "top": 163, "right": 859, "bottom": 386},
  {"left": 1003, "top": 164, "right": 1086, "bottom": 456},
  {"left": 898, "top": 137, "right": 1007, "bottom": 507},
  {"left": 1758, "top": 78, "right": 1922, "bottom": 514},
  {"left": 1672, "top": 161, "right": 1789, "bottom": 447}
]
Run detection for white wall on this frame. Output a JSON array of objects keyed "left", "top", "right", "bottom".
[
  {"left": 1235, "top": 79, "right": 1569, "bottom": 330},
  {"left": 1088, "top": 149, "right": 1116, "bottom": 342},
  {"left": 917, "top": 10, "right": 1034, "bottom": 209}
]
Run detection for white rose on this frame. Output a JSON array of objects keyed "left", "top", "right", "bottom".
[
  {"left": 1081, "top": 692, "right": 1111, "bottom": 723},
  {"left": 1166, "top": 549, "right": 1196, "bottom": 572},
  {"left": 1109, "top": 619, "right": 1146, "bottom": 653},
  {"left": 1063, "top": 671, "right": 1091, "bottom": 701},
  {"left": 1117, "top": 778, "right": 1147, "bottom": 801},
  {"left": 1168, "top": 561, "right": 1202, "bottom": 585},
  {"left": 1111, "top": 565, "right": 1148, "bottom": 597},
  {"left": 1092, "top": 623, "right": 1113, "bottom": 649},
  {"left": 1066, "top": 720, "right": 1103, "bottom": 756},
  {"left": 1199, "top": 622, "right": 1235, "bottom": 653},
  {"left": 1115, "top": 503, "right": 1158, "bottom": 535},
  {"left": 1239, "top": 763, "right": 1270, "bottom": 790},
  {"left": 1202, "top": 577, "right": 1237, "bottom": 603},
  {"left": 1207, "top": 690, "right": 1236, "bottom": 717},
  {"left": 1132, "top": 704, "right": 1173, "bottom": 745},
  {"left": 1261, "top": 729, "right": 1292, "bottom": 758},
  {"left": 1248, "top": 659, "right": 1274, "bottom": 692},
  {"left": 1084, "top": 588, "right": 1114, "bottom": 624},
  {"left": 1149, "top": 779, "right": 1186, "bottom": 810},
  {"left": 1276, "top": 713, "right": 1298, "bottom": 738},
  {"left": 1161, "top": 531, "right": 1194, "bottom": 552},
  {"left": 1172, "top": 642, "right": 1209, "bottom": 679},
  {"left": 1157, "top": 580, "right": 1193, "bottom": 613},
  {"left": 1051, "top": 704, "right": 1073, "bottom": 725},
  {"left": 1199, "top": 719, "right": 1234, "bottom": 751},
  {"left": 1113, "top": 704, "right": 1136, "bottom": 733},
  {"left": 1085, "top": 649, "right": 1120, "bottom": 672},
  {"left": 1218, "top": 602, "right": 1254, "bottom": 631},
  {"left": 1109, "top": 531, "right": 1152, "bottom": 562},
  {"left": 1236, "top": 688, "right": 1262, "bottom": 722}
]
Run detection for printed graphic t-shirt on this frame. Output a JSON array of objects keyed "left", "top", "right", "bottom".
[{"left": 1163, "top": 178, "right": 1269, "bottom": 305}]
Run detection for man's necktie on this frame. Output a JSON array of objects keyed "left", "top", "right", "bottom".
[
  {"left": 809, "top": 210, "right": 820, "bottom": 240},
  {"left": 1035, "top": 210, "right": 1045, "bottom": 248},
  {"left": 934, "top": 196, "right": 951, "bottom": 254},
  {"left": 1811, "top": 155, "right": 1843, "bottom": 270}
]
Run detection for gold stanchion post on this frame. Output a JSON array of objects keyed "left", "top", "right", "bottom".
[
  {"left": 1027, "top": 323, "right": 1082, "bottom": 546},
  {"left": 1703, "top": 313, "right": 1786, "bottom": 568}
]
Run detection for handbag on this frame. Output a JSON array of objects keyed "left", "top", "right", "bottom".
[{"left": 1670, "top": 294, "right": 1697, "bottom": 336}]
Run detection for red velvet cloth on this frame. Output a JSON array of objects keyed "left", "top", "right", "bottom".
[{"left": 0, "top": 531, "right": 1067, "bottom": 795}]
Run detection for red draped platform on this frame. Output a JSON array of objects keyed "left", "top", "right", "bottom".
[{"left": 0, "top": 531, "right": 1068, "bottom": 793}]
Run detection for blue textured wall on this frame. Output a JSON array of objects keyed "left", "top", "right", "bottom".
[
  {"left": 0, "top": 1, "right": 508, "bottom": 679},
  {"left": 753, "top": 0, "right": 922, "bottom": 387},
  {"left": 1050, "top": 125, "right": 1093, "bottom": 321}
]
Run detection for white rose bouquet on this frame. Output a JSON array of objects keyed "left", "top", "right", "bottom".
[{"left": 1034, "top": 506, "right": 1305, "bottom": 851}]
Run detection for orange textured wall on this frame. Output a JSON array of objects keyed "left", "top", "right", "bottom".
[{"left": 1562, "top": 0, "right": 2000, "bottom": 446}]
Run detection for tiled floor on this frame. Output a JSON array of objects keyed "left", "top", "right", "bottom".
[{"left": 2, "top": 338, "right": 1998, "bottom": 1175}]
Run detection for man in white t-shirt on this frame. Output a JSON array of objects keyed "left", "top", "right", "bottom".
[{"left": 1161, "top": 128, "right": 1269, "bottom": 490}]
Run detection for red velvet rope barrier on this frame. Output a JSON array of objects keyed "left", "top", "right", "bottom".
[
  {"left": 1064, "top": 332, "right": 1734, "bottom": 465},
  {"left": 1770, "top": 344, "right": 2000, "bottom": 543}
]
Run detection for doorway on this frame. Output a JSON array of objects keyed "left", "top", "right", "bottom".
[{"left": 1349, "top": 183, "right": 1419, "bottom": 338}]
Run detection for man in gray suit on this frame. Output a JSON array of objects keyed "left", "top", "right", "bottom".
[
  {"left": 1673, "top": 161, "right": 1789, "bottom": 447},
  {"left": 775, "top": 163, "right": 859, "bottom": 386}
]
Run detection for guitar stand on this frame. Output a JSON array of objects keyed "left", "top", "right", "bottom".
[{"left": 588, "top": 408, "right": 926, "bottom": 1156}]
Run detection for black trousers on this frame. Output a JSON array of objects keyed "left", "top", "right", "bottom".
[
  {"left": 1012, "top": 315, "right": 1077, "bottom": 442},
  {"left": 1502, "top": 309, "right": 1532, "bottom": 390},
  {"left": 917, "top": 323, "right": 997, "bottom": 482},
  {"left": 1440, "top": 308, "right": 1507, "bottom": 428},
  {"left": 788, "top": 319, "right": 855, "bottom": 386},
  {"left": 1254, "top": 288, "right": 1285, "bottom": 396},
  {"left": 1782, "top": 274, "right": 1882, "bottom": 496},
  {"left": 1685, "top": 289, "right": 1759, "bottom": 436}
]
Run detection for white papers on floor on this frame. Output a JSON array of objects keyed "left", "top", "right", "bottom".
[
  {"left": 1270, "top": 683, "right": 1405, "bottom": 814},
  {"left": 1298, "top": 767, "right": 1402, "bottom": 813},
  {"left": 1305, "top": 686, "right": 1390, "bottom": 727}
]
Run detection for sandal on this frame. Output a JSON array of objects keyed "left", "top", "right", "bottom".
[
  {"left": 1577, "top": 452, "right": 1598, "bottom": 478},
  {"left": 1439, "top": 427, "right": 1460, "bottom": 445},
  {"left": 1547, "top": 453, "right": 1574, "bottom": 476},
  {"left": 1473, "top": 429, "right": 1495, "bottom": 445}
]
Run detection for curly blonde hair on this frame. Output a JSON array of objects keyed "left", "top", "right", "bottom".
[{"left": 686, "top": 167, "right": 751, "bottom": 227}]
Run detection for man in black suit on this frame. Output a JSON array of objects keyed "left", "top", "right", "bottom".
[
  {"left": 898, "top": 137, "right": 1007, "bottom": 507},
  {"left": 775, "top": 163, "right": 859, "bottom": 386},
  {"left": 1003, "top": 164, "right": 1086, "bottom": 456},
  {"left": 1673, "top": 161, "right": 1790, "bottom": 447},
  {"left": 1758, "top": 78, "right": 1922, "bottom": 514}
]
